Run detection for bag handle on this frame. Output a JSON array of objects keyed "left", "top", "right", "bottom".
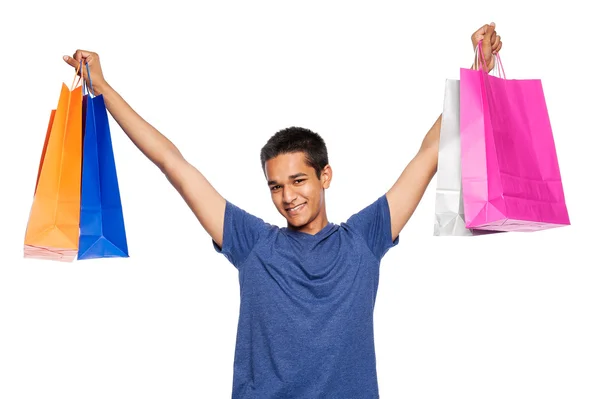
[
  {"left": 70, "top": 60, "right": 84, "bottom": 91},
  {"left": 82, "top": 62, "right": 95, "bottom": 98},
  {"left": 475, "top": 40, "right": 506, "bottom": 79}
]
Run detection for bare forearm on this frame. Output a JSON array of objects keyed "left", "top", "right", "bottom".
[
  {"left": 386, "top": 115, "right": 441, "bottom": 238},
  {"left": 420, "top": 113, "right": 441, "bottom": 155},
  {"left": 95, "top": 81, "right": 181, "bottom": 173},
  {"left": 405, "top": 114, "right": 441, "bottom": 192}
]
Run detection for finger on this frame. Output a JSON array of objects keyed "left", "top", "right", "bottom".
[
  {"left": 483, "top": 22, "right": 496, "bottom": 44},
  {"left": 71, "top": 49, "right": 98, "bottom": 68},
  {"left": 492, "top": 35, "right": 502, "bottom": 53},
  {"left": 472, "top": 23, "right": 488, "bottom": 39},
  {"left": 62, "top": 55, "right": 79, "bottom": 69},
  {"left": 72, "top": 49, "right": 89, "bottom": 62}
]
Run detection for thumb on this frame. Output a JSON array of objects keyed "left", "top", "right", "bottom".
[
  {"left": 483, "top": 22, "right": 496, "bottom": 43},
  {"left": 63, "top": 55, "right": 80, "bottom": 70}
]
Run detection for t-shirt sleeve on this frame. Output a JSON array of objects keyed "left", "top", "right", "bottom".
[
  {"left": 212, "top": 200, "right": 271, "bottom": 269},
  {"left": 343, "top": 194, "right": 399, "bottom": 260}
]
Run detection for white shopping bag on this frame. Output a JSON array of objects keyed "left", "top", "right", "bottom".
[{"left": 433, "top": 79, "right": 473, "bottom": 236}]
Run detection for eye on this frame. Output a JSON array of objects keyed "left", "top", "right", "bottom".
[
  {"left": 270, "top": 185, "right": 281, "bottom": 191},
  {"left": 294, "top": 179, "right": 306, "bottom": 184}
]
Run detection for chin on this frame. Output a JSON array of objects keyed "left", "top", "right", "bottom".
[
  {"left": 285, "top": 217, "right": 304, "bottom": 227},
  {"left": 282, "top": 213, "right": 309, "bottom": 228}
]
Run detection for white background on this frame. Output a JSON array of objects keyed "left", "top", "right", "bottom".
[{"left": 1, "top": 1, "right": 598, "bottom": 398}]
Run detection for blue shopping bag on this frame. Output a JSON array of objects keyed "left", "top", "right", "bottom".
[{"left": 78, "top": 62, "right": 129, "bottom": 259}]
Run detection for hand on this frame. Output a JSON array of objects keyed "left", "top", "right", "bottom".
[
  {"left": 63, "top": 50, "right": 108, "bottom": 94},
  {"left": 470, "top": 22, "right": 502, "bottom": 72}
]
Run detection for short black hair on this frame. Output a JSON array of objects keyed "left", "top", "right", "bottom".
[{"left": 260, "top": 126, "right": 329, "bottom": 179}]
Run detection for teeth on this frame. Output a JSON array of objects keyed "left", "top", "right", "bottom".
[{"left": 289, "top": 204, "right": 303, "bottom": 211}]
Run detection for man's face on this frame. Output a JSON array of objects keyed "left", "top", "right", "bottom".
[{"left": 265, "top": 151, "right": 331, "bottom": 231}]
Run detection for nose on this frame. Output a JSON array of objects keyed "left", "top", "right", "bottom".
[{"left": 282, "top": 184, "right": 297, "bottom": 204}]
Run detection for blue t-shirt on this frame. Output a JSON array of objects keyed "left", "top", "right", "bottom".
[{"left": 213, "top": 194, "right": 399, "bottom": 398}]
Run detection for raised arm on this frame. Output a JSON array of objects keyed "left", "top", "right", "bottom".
[
  {"left": 385, "top": 22, "right": 502, "bottom": 242},
  {"left": 385, "top": 115, "right": 441, "bottom": 242},
  {"left": 64, "top": 50, "right": 227, "bottom": 248}
]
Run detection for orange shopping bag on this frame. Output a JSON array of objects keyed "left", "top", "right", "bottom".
[{"left": 24, "top": 72, "right": 83, "bottom": 262}]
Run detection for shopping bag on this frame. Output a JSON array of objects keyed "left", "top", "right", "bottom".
[
  {"left": 434, "top": 77, "right": 502, "bottom": 237},
  {"left": 24, "top": 74, "right": 83, "bottom": 261},
  {"left": 434, "top": 79, "right": 475, "bottom": 236},
  {"left": 459, "top": 43, "right": 570, "bottom": 232},
  {"left": 78, "top": 64, "right": 129, "bottom": 259}
]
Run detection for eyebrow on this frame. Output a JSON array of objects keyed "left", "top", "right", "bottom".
[{"left": 268, "top": 173, "right": 308, "bottom": 186}]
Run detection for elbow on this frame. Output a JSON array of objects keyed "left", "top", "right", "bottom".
[
  {"left": 159, "top": 148, "right": 186, "bottom": 177},
  {"left": 420, "top": 133, "right": 439, "bottom": 154},
  {"left": 417, "top": 144, "right": 439, "bottom": 175}
]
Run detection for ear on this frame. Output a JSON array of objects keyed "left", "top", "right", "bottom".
[{"left": 320, "top": 165, "right": 332, "bottom": 189}]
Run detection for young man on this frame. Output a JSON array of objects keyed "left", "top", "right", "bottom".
[{"left": 64, "top": 22, "right": 502, "bottom": 398}]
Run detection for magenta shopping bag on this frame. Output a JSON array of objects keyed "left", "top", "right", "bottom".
[{"left": 459, "top": 43, "right": 570, "bottom": 232}]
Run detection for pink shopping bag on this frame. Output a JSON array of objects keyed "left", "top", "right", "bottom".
[{"left": 459, "top": 42, "right": 570, "bottom": 232}]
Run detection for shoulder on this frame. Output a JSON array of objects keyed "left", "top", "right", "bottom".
[
  {"left": 343, "top": 194, "right": 390, "bottom": 227},
  {"left": 339, "top": 194, "right": 398, "bottom": 260}
]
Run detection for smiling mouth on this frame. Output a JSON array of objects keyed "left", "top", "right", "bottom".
[{"left": 286, "top": 203, "right": 306, "bottom": 213}]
